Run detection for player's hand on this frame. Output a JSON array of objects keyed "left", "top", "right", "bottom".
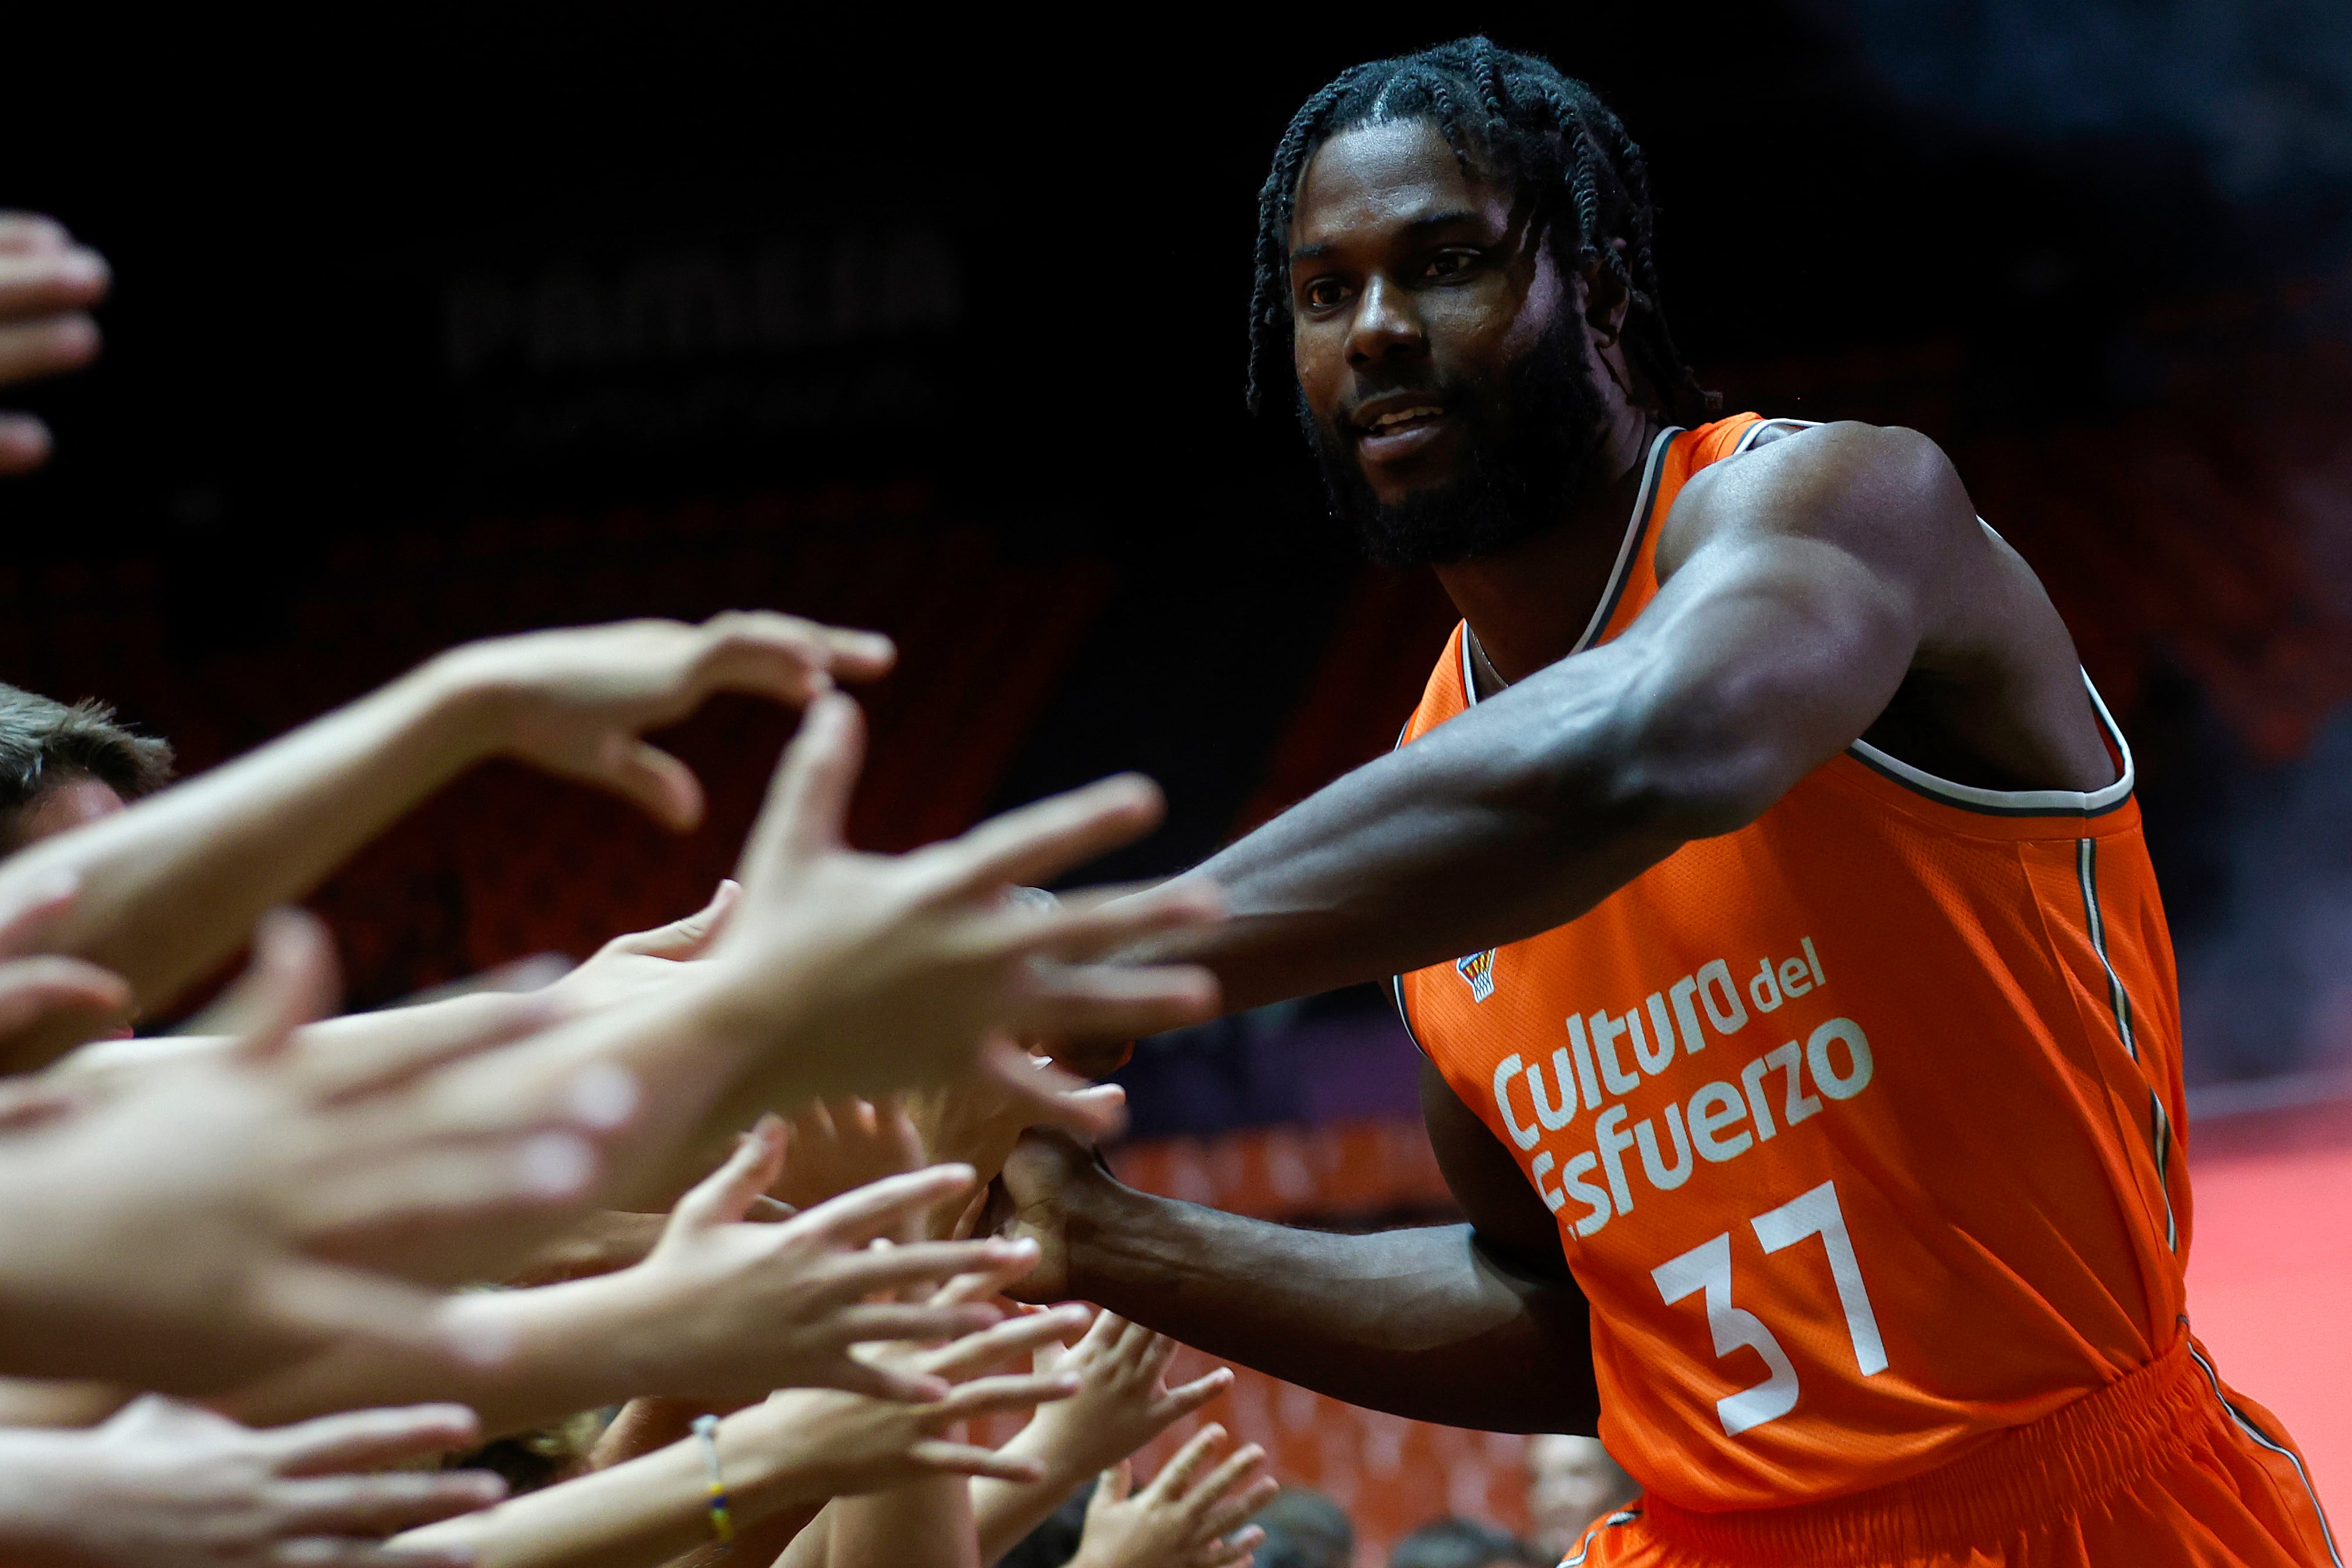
[
  {"left": 7, "top": 1396, "right": 504, "bottom": 1568},
  {"left": 597, "top": 1117, "right": 1032, "bottom": 1404},
  {"left": 424, "top": 613, "right": 897, "bottom": 830},
  {"left": 701, "top": 692, "right": 1223, "bottom": 1126},
  {"left": 984, "top": 1128, "right": 1123, "bottom": 1303},
  {"left": 1017, "top": 1310, "right": 1233, "bottom": 1487},
  {"left": 904, "top": 1053, "right": 1126, "bottom": 1236},
  {"left": 1069, "top": 1424, "right": 1274, "bottom": 1568},
  {"left": 0, "top": 213, "right": 109, "bottom": 474}
]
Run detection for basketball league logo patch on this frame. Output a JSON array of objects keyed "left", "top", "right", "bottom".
[{"left": 1455, "top": 948, "right": 1497, "bottom": 1002}]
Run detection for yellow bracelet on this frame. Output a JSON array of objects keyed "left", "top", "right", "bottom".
[{"left": 690, "top": 1414, "right": 735, "bottom": 1548}]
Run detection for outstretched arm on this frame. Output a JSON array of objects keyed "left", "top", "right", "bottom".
[
  {"left": 1141, "top": 424, "right": 2084, "bottom": 1010},
  {"left": 0, "top": 613, "right": 888, "bottom": 1037},
  {"left": 993, "top": 1062, "right": 1600, "bottom": 1434}
]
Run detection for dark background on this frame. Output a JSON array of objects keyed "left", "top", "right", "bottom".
[{"left": 6, "top": 1, "right": 2351, "bottom": 1120}]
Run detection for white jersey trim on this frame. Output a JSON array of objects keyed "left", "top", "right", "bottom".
[
  {"left": 1463, "top": 423, "right": 1683, "bottom": 708},
  {"left": 1847, "top": 671, "right": 2135, "bottom": 817}
]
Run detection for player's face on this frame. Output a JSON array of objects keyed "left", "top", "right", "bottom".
[{"left": 1287, "top": 118, "right": 1568, "bottom": 508}]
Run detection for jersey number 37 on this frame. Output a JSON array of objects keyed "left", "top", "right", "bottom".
[{"left": 1651, "top": 1180, "right": 1889, "bottom": 1437}]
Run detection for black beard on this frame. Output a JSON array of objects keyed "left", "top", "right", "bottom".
[{"left": 1301, "top": 320, "right": 1614, "bottom": 567}]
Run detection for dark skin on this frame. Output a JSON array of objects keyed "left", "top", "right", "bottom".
[{"left": 994, "top": 119, "right": 2118, "bottom": 1433}]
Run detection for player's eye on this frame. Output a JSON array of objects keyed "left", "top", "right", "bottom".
[
  {"left": 1423, "top": 248, "right": 1481, "bottom": 280},
  {"left": 1301, "top": 276, "right": 1353, "bottom": 310}
]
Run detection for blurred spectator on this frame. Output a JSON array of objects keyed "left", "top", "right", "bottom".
[
  {"left": 1525, "top": 1435, "right": 1639, "bottom": 1560},
  {"left": 0, "top": 685, "right": 172, "bottom": 852},
  {"left": 994, "top": 1480, "right": 1094, "bottom": 1568},
  {"left": 1249, "top": 1485, "right": 1353, "bottom": 1568},
  {"left": 1389, "top": 1517, "right": 1546, "bottom": 1568}
]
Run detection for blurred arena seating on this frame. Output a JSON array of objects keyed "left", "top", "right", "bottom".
[{"left": 0, "top": 481, "right": 1114, "bottom": 1005}]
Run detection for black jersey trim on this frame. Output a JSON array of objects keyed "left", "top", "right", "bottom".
[{"left": 1846, "top": 671, "right": 2135, "bottom": 819}]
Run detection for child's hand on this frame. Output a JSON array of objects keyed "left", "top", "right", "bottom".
[
  {"left": 1069, "top": 1424, "right": 1275, "bottom": 1568},
  {"left": 1018, "top": 1310, "right": 1233, "bottom": 1487}
]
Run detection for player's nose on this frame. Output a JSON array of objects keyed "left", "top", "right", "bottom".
[{"left": 1345, "top": 274, "right": 1427, "bottom": 368}]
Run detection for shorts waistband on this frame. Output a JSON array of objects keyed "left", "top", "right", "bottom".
[{"left": 1639, "top": 1337, "right": 2224, "bottom": 1562}]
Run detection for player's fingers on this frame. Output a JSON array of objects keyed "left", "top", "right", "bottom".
[
  {"left": 216, "top": 909, "right": 343, "bottom": 1062},
  {"left": 265, "top": 1402, "right": 481, "bottom": 1476},
  {"left": 737, "top": 691, "right": 863, "bottom": 872},
  {"left": 0, "top": 413, "right": 51, "bottom": 473},
  {"left": 0, "top": 315, "right": 98, "bottom": 388},
  {"left": 926, "top": 774, "right": 1166, "bottom": 900},
  {"left": 603, "top": 879, "right": 740, "bottom": 959},
  {"left": 1142, "top": 1423, "right": 1229, "bottom": 1504},
  {"left": 670, "top": 1115, "right": 785, "bottom": 1232},
  {"left": 269, "top": 1469, "right": 509, "bottom": 1538}
]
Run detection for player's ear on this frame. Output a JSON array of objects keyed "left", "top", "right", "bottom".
[{"left": 1581, "top": 238, "right": 1633, "bottom": 349}]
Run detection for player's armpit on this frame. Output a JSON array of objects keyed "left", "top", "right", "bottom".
[{"left": 1421, "top": 1060, "right": 1573, "bottom": 1283}]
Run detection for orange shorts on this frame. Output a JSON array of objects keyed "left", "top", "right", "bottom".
[{"left": 1564, "top": 1338, "right": 2338, "bottom": 1567}]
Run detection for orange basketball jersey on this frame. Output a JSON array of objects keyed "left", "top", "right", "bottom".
[{"left": 1395, "top": 416, "right": 2289, "bottom": 1519}]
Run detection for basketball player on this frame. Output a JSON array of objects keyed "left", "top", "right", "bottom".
[{"left": 993, "top": 38, "right": 2337, "bottom": 1567}]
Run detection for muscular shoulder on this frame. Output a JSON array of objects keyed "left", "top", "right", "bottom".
[{"left": 1654, "top": 420, "right": 1976, "bottom": 595}]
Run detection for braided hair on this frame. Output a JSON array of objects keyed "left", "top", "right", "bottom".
[{"left": 1245, "top": 37, "right": 1717, "bottom": 426}]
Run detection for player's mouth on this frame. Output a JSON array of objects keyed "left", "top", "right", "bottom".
[{"left": 1350, "top": 397, "right": 1450, "bottom": 463}]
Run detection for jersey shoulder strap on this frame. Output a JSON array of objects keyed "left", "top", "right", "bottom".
[{"left": 1589, "top": 412, "right": 1791, "bottom": 646}]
